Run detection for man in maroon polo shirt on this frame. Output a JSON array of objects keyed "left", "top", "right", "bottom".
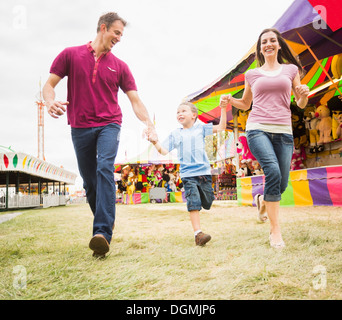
[{"left": 43, "top": 12, "right": 157, "bottom": 258}]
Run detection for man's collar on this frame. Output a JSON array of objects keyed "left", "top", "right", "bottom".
[
  {"left": 87, "top": 41, "right": 95, "bottom": 54},
  {"left": 86, "top": 41, "right": 109, "bottom": 57}
]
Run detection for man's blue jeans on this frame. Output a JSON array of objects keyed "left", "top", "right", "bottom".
[
  {"left": 246, "top": 130, "right": 294, "bottom": 202},
  {"left": 71, "top": 123, "right": 121, "bottom": 243}
]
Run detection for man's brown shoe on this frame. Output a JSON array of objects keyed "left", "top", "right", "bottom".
[
  {"left": 89, "top": 234, "right": 110, "bottom": 257},
  {"left": 195, "top": 232, "right": 211, "bottom": 246}
]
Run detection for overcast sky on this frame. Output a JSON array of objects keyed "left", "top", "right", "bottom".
[{"left": 0, "top": 0, "right": 294, "bottom": 188}]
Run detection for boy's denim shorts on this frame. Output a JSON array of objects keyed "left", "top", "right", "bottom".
[{"left": 182, "top": 175, "right": 215, "bottom": 212}]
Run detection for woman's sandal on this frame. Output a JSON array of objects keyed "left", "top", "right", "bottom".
[
  {"left": 269, "top": 233, "right": 285, "bottom": 249},
  {"left": 254, "top": 194, "right": 267, "bottom": 223}
]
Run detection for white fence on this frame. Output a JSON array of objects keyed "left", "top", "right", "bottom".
[
  {"left": 5, "top": 194, "right": 40, "bottom": 208},
  {"left": 43, "top": 195, "right": 67, "bottom": 208},
  {"left": 0, "top": 194, "right": 67, "bottom": 209}
]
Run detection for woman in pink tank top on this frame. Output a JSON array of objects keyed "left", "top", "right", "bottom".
[{"left": 223, "top": 28, "right": 309, "bottom": 249}]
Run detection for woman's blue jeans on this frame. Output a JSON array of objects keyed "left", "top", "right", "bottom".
[
  {"left": 71, "top": 123, "right": 121, "bottom": 243},
  {"left": 246, "top": 130, "right": 293, "bottom": 202}
]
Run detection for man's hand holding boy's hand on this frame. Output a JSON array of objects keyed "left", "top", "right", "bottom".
[{"left": 143, "top": 126, "right": 158, "bottom": 145}]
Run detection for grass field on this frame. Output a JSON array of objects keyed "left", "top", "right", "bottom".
[{"left": 1, "top": 201, "right": 342, "bottom": 300}]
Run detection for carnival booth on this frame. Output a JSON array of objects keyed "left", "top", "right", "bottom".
[
  {"left": 185, "top": 0, "right": 342, "bottom": 207},
  {"left": 116, "top": 135, "right": 243, "bottom": 204},
  {"left": 0, "top": 146, "right": 77, "bottom": 210},
  {"left": 116, "top": 162, "right": 186, "bottom": 205},
  {"left": 115, "top": 144, "right": 186, "bottom": 205}
]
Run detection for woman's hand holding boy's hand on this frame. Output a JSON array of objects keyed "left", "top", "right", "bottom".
[{"left": 219, "top": 94, "right": 232, "bottom": 108}]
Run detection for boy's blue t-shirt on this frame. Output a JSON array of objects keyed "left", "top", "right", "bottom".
[{"left": 162, "top": 122, "right": 213, "bottom": 178}]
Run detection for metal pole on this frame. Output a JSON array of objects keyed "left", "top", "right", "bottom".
[
  {"left": 28, "top": 175, "right": 31, "bottom": 194},
  {"left": 233, "top": 113, "right": 240, "bottom": 172},
  {"left": 5, "top": 172, "right": 9, "bottom": 210},
  {"left": 16, "top": 172, "right": 19, "bottom": 194}
]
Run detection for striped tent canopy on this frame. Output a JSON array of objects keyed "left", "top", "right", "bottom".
[
  {"left": 0, "top": 151, "right": 77, "bottom": 185},
  {"left": 217, "top": 132, "right": 246, "bottom": 160},
  {"left": 115, "top": 144, "right": 179, "bottom": 165},
  {"left": 185, "top": 0, "right": 342, "bottom": 129}
]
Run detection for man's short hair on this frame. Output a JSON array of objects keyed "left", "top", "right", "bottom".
[{"left": 97, "top": 12, "right": 127, "bottom": 32}]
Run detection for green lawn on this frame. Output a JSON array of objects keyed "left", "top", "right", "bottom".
[{"left": 1, "top": 202, "right": 341, "bottom": 300}]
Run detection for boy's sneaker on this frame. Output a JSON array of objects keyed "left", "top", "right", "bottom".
[{"left": 195, "top": 232, "right": 211, "bottom": 246}]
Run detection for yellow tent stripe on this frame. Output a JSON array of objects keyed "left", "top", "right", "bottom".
[
  {"left": 289, "top": 170, "right": 313, "bottom": 206},
  {"left": 240, "top": 177, "right": 253, "bottom": 206}
]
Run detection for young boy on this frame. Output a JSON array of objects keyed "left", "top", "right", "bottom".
[{"left": 150, "top": 99, "right": 228, "bottom": 246}]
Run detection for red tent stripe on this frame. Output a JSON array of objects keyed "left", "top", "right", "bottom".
[
  {"left": 308, "top": 0, "right": 342, "bottom": 32},
  {"left": 316, "top": 56, "right": 333, "bottom": 85}
]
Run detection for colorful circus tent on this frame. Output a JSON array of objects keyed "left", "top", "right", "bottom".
[
  {"left": 184, "top": 0, "right": 342, "bottom": 207},
  {"left": 0, "top": 150, "right": 76, "bottom": 185},
  {"left": 238, "top": 165, "right": 342, "bottom": 207},
  {"left": 1, "top": 146, "right": 77, "bottom": 210},
  {"left": 184, "top": 0, "right": 342, "bottom": 128}
]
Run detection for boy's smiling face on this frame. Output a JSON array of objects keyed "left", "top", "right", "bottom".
[{"left": 177, "top": 104, "right": 197, "bottom": 128}]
